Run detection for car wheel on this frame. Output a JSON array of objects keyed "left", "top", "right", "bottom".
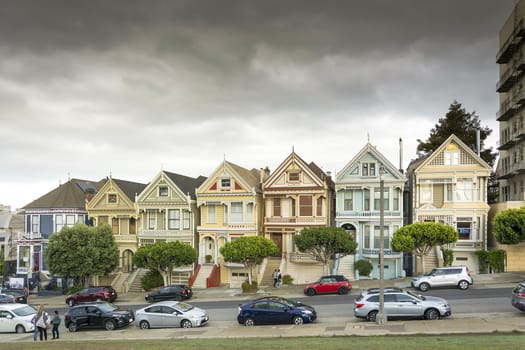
[
  {"left": 139, "top": 320, "right": 150, "bottom": 329},
  {"left": 68, "top": 323, "right": 79, "bottom": 332},
  {"left": 181, "top": 319, "right": 193, "bottom": 328},
  {"left": 15, "top": 325, "right": 25, "bottom": 333},
  {"left": 367, "top": 310, "right": 378, "bottom": 322},
  {"left": 306, "top": 288, "right": 316, "bottom": 296},
  {"left": 292, "top": 316, "right": 304, "bottom": 326},
  {"left": 424, "top": 308, "right": 440, "bottom": 320},
  {"left": 243, "top": 317, "right": 255, "bottom": 326},
  {"left": 338, "top": 287, "right": 349, "bottom": 295},
  {"left": 67, "top": 299, "right": 75, "bottom": 307},
  {"left": 104, "top": 320, "right": 116, "bottom": 331},
  {"left": 458, "top": 280, "right": 469, "bottom": 290},
  {"left": 419, "top": 282, "right": 430, "bottom": 292}
]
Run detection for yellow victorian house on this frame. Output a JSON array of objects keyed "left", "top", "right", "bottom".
[
  {"left": 136, "top": 170, "right": 206, "bottom": 284},
  {"left": 195, "top": 160, "right": 266, "bottom": 288},
  {"left": 86, "top": 177, "right": 147, "bottom": 273},
  {"left": 406, "top": 134, "right": 492, "bottom": 274}
]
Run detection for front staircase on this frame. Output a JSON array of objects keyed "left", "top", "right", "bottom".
[
  {"left": 191, "top": 264, "right": 213, "bottom": 289},
  {"left": 126, "top": 268, "right": 148, "bottom": 293},
  {"left": 259, "top": 258, "right": 281, "bottom": 287}
]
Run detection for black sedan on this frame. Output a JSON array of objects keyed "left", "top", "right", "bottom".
[
  {"left": 237, "top": 296, "right": 317, "bottom": 326},
  {"left": 0, "top": 290, "right": 27, "bottom": 304},
  {"left": 145, "top": 285, "right": 193, "bottom": 302}
]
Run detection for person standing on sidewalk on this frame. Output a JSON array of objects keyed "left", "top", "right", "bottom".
[
  {"left": 34, "top": 304, "right": 49, "bottom": 341},
  {"left": 51, "top": 310, "right": 60, "bottom": 339}
]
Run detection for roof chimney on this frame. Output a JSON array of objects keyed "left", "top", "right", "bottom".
[{"left": 399, "top": 138, "right": 404, "bottom": 174}]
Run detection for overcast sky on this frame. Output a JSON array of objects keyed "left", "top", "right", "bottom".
[{"left": 0, "top": 0, "right": 517, "bottom": 210}]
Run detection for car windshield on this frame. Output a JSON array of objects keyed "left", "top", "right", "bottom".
[
  {"left": 175, "top": 302, "right": 193, "bottom": 312},
  {"left": 12, "top": 305, "right": 37, "bottom": 316},
  {"left": 405, "top": 290, "right": 425, "bottom": 301},
  {"left": 97, "top": 303, "right": 119, "bottom": 312}
]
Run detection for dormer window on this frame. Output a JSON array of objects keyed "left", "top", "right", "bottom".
[
  {"left": 362, "top": 163, "right": 376, "bottom": 176},
  {"left": 220, "top": 178, "right": 231, "bottom": 189},
  {"left": 108, "top": 194, "right": 117, "bottom": 203},
  {"left": 444, "top": 143, "right": 459, "bottom": 165},
  {"left": 159, "top": 186, "right": 169, "bottom": 197},
  {"left": 288, "top": 172, "right": 300, "bottom": 182}
]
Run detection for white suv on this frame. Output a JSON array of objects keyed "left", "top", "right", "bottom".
[{"left": 411, "top": 266, "right": 473, "bottom": 292}]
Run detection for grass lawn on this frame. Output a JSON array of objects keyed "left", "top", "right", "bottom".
[{"left": 1, "top": 334, "right": 524, "bottom": 350}]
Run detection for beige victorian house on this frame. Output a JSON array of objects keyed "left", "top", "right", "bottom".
[
  {"left": 406, "top": 134, "right": 492, "bottom": 274},
  {"left": 262, "top": 151, "right": 335, "bottom": 285},
  {"left": 195, "top": 160, "right": 266, "bottom": 288},
  {"left": 135, "top": 170, "right": 206, "bottom": 284},
  {"left": 86, "top": 177, "right": 147, "bottom": 273}
]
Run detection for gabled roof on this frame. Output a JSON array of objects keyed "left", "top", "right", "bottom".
[
  {"left": 410, "top": 134, "right": 492, "bottom": 173},
  {"left": 336, "top": 142, "right": 405, "bottom": 182},
  {"left": 264, "top": 151, "right": 328, "bottom": 189},
  {"left": 163, "top": 171, "right": 207, "bottom": 200},
  {"left": 197, "top": 160, "right": 263, "bottom": 195},
  {"left": 23, "top": 178, "right": 104, "bottom": 209},
  {"left": 110, "top": 178, "right": 148, "bottom": 202}
]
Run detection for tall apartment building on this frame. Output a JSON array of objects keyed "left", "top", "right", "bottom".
[
  {"left": 492, "top": 0, "right": 525, "bottom": 271},
  {"left": 496, "top": 0, "right": 525, "bottom": 202}
]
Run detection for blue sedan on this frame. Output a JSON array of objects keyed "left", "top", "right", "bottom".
[{"left": 237, "top": 296, "right": 317, "bottom": 326}]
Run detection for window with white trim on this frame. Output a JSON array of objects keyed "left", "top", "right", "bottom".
[
  {"left": 148, "top": 211, "right": 156, "bottom": 229},
  {"left": 231, "top": 202, "right": 243, "bottom": 223},
  {"left": 183, "top": 211, "right": 190, "bottom": 229},
  {"left": 159, "top": 186, "right": 169, "bottom": 197},
  {"left": 362, "top": 162, "right": 376, "bottom": 176},
  {"left": 220, "top": 178, "right": 231, "bottom": 190},
  {"left": 207, "top": 205, "right": 216, "bottom": 224},
  {"left": 373, "top": 226, "right": 390, "bottom": 249},
  {"left": 55, "top": 215, "right": 63, "bottom": 232},
  {"left": 344, "top": 190, "right": 353, "bottom": 211},
  {"left": 168, "top": 209, "right": 180, "bottom": 229},
  {"left": 31, "top": 215, "right": 40, "bottom": 233}
]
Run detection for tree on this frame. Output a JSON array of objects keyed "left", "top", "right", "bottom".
[
  {"left": 133, "top": 241, "right": 197, "bottom": 286},
  {"left": 294, "top": 227, "right": 358, "bottom": 275},
  {"left": 391, "top": 222, "right": 458, "bottom": 274},
  {"left": 220, "top": 236, "right": 278, "bottom": 285},
  {"left": 492, "top": 207, "right": 525, "bottom": 244},
  {"left": 417, "top": 101, "right": 496, "bottom": 167},
  {"left": 44, "top": 224, "right": 119, "bottom": 287}
]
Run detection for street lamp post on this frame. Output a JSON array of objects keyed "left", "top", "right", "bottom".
[{"left": 376, "top": 166, "right": 387, "bottom": 325}]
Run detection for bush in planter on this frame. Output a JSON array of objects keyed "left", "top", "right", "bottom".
[
  {"left": 141, "top": 269, "right": 164, "bottom": 291},
  {"left": 205, "top": 254, "right": 212, "bottom": 263},
  {"left": 241, "top": 280, "right": 258, "bottom": 293},
  {"left": 282, "top": 274, "right": 293, "bottom": 285},
  {"left": 354, "top": 259, "right": 373, "bottom": 277}
]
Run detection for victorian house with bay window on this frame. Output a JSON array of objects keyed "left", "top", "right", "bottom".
[
  {"left": 136, "top": 170, "right": 206, "bottom": 284},
  {"left": 86, "top": 177, "right": 147, "bottom": 274},
  {"left": 262, "top": 151, "right": 335, "bottom": 285},
  {"left": 335, "top": 142, "right": 406, "bottom": 280},
  {"left": 406, "top": 134, "right": 491, "bottom": 274},
  {"left": 195, "top": 160, "right": 266, "bottom": 288},
  {"left": 17, "top": 178, "right": 103, "bottom": 289}
]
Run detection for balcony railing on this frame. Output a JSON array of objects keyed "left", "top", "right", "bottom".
[
  {"left": 264, "top": 216, "right": 327, "bottom": 224},
  {"left": 499, "top": 159, "right": 525, "bottom": 179},
  {"left": 288, "top": 252, "right": 319, "bottom": 263},
  {"left": 497, "top": 97, "right": 516, "bottom": 121},
  {"left": 496, "top": 65, "right": 517, "bottom": 92},
  {"left": 360, "top": 249, "right": 402, "bottom": 258},
  {"left": 336, "top": 211, "right": 402, "bottom": 218},
  {"left": 497, "top": 20, "right": 525, "bottom": 64}
]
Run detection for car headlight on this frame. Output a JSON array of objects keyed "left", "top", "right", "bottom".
[{"left": 302, "top": 310, "right": 312, "bottom": 315}]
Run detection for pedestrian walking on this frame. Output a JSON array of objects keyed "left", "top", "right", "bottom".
[
  {"left": 273, "top": 269, "right": 278, "bottom": 287},
  {"left": 34, "top": 304, "right": 49, "bottom": 341},
  {"left": 276, "top": 269, "right": 282, "bottom": 288},
  {"left": 52, "top": 310, "right": 61, "bottom": 339}
]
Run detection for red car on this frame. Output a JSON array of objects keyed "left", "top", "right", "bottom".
[
  {"left": 304, "top": 275, "right": 352, "bottom": 296},
  {"left": 65, "top": 286, "right": 118, "bottom": 307}
]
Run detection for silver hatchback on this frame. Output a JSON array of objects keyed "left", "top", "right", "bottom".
[
  {"left": 411, "top": 266, "right": 473, "bottom": 292},
  {"left": 354, "top": 289, "right": 451, "bottom": 322}
]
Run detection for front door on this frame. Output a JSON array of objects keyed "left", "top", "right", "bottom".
[{"left": 270, "top": 233, "right": 282, "bottom": 257}]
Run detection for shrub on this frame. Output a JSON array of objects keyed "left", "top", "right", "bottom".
[
  {"left": 282, "top": 274, "right": 293, "bottom": 285},
  {"left": 354, "top": 259, "right": 373, "bottom": 277},
  {"left": 475, "top": 250, "right": 489, "bottom": 273},
  {"left": 241, "top": 280, "right": 258, "bottom": 293},
  {"left": 441, "top": 248, "right": 454, "bottom": 266},
  {"left": 488, "top": 250, "right": 506, "bottom": 272},
  {"left": 141, "top": 269, "right": 164, "bottom": 291}
]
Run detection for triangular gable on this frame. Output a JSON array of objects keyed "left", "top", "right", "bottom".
[
  {"left": 136, "top": 171, "right": 189, "bottom": 204},
  {"left": 336, "top": 143, "right": 405, "bottom": 183},
  {"left": 264, "top": 151, "right": 326, "bottom": 189},
  {"left": 87, "top": 178, "right": 143, "bottom": 211},
  {"left": 197, "top": 160, "right": 260, "bottom": 195},
  {"left": 414, "top": 134, "right": 492, "bottom": 172}
]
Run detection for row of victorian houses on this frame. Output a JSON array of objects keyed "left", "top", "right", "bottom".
[{"left": 1, "top": 134, "right": 496, "bottom": 291}]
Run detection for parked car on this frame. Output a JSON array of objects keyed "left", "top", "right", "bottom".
[
  {"left": 511, "top": 281, "right": 525, "bottom": 312},
  {"left": 410, "top": 266, "right": 473, "bottom": 292},
  {"left": 354, "top": 288, "right": 451, "bottom": 322},
  {"left": 0, "top": 303, "right": 36, "bottom": 333},
  {"left": 237, "top": 296, "right": 317, "bottom": 326},
  {"left": 65, "top": 286, "right": 118, "bottom": 307},
  {"left": 304, "top": 275, "right": 352, "bottom": 296},
  {"left": 64, "top": 302, "right": 134, "bottom": 332},
  {"left": 145, "top": 285, "right": 193, "bottom": 303},
  {"left": 135, "top": 300, "right": 209, "bottom": 329},
  {"left": 0, "top": 289, "right": 27, "bottom": 304}
]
